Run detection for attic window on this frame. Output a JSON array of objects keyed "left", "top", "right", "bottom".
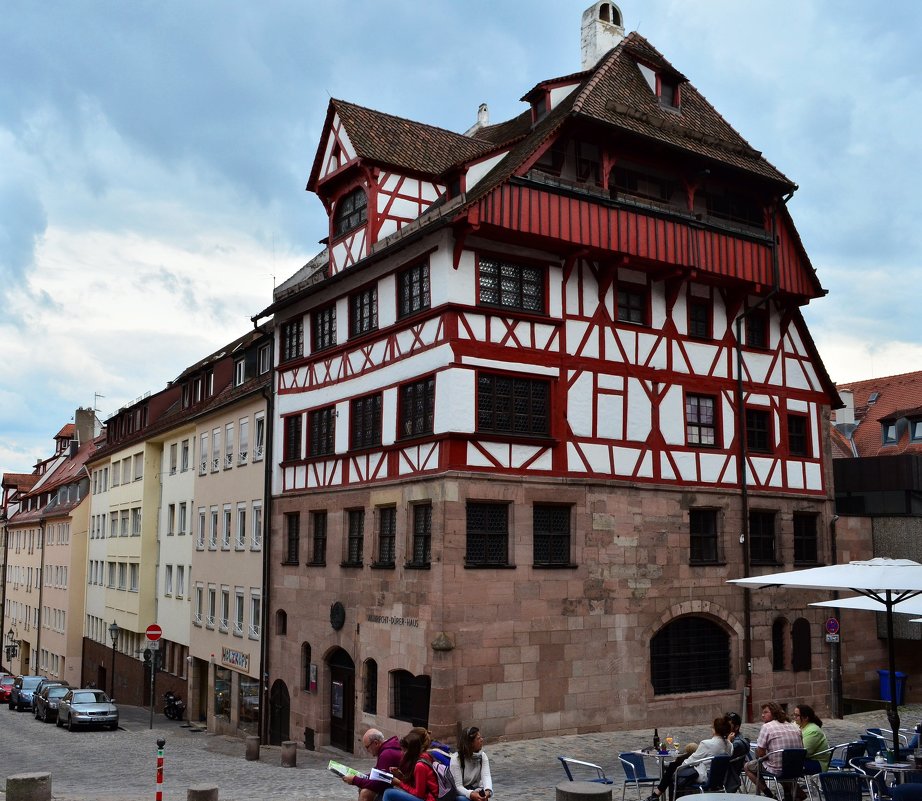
[
  {"left": 882, "top": 422, "right": 897, "bottom": 445},
  {"left": 532, "top": 93, "right": 549, "bottom": 122},
  {"left": 659, "top": 76, "right": 680, "bottom": 108},
  {"left": 911, "top": 420, "right": 922, "bottom": 442},
  {"left": 867, "top": 391, "right": 880, "bottom": 404},
  {"left": 334, "top": 187, "right": 368, "bottom": 238}
]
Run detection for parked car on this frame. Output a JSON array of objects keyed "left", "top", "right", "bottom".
[
  {"left": 33, "top": 683, "right": 70, "bottom": 723},
  {"left": 0, "top": 675, "right": 14, "bottom": 703},
  {"left": 56, "top": 688, "right": 119, "bottom": 731},
  {"left": 8, "top": 676, "right": 43, "bottom": 711}
]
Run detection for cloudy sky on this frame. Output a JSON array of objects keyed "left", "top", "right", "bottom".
[{"left": 2, "top": 0, "right": 921, "bottom": 474}]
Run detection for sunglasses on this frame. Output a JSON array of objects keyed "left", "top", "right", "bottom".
[{"left": 465, "top": 727, "right": 480, "bottom": 739}]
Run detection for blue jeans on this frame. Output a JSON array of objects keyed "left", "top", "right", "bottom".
[{"left": 383, "top": 789, "right": 422, "bottom": 801}]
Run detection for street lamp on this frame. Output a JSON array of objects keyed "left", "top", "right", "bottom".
[
  {"left": 4, "top": 628, "right": 18, "bottom": 665},
  {"left": 108, "top": 621, "right": 119, "bottom": 698}
]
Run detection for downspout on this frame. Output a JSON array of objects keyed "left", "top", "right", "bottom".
[
  {"left": 0, "top": 514, "right": 8, "bottom": 672},
  {"left": 36, "top": 520, "right": 46, "bottom": 675},
  {"left": 734, "top": 194, "right": 788, "bottom": 722},
  {"left": 829, "top": 516, "right": 842, "bottom": 718},
  {"left": 258, "top": 332, "right": 275, "bottom": 745}
]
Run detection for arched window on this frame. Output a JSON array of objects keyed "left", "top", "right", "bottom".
[
  {"left": 390, "top": 669, "right": 430, "bottom": 726},
  {"left": 276, "top": 609, "right": 287, "bottom": 636},
  {"left": 650, "top": 616, "right": 730, "bottom": 695},
  {"left": 791, "top": 618, "right": 812, "bottom": 672},
  {"left": 772, "top": 617, "right": 789, "bottom": 671},
  {"left": 334, "top": 187, "right": 368, "bottom": 238},
  {"left": 363, "top": 658, "right": 378, "bottom": 714},
  {"left": 301, "top": 642, "right": 311, "bottom": 691}
]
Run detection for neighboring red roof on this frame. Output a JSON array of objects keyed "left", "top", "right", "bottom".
[
  {"left": 833, "top": 370, "right": 922, "bottom": 457},
  {"left": 2, "top": 472, "right": 39, "bottom": 492},
  {"left": 55, "top": 423, "right": 75, "bottom": 440}
]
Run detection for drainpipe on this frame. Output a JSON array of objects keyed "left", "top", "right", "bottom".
[
  {"left": 257, "top": 332, "right": 275, "bottom": 746},
  {"left": 829, "top": 516, "right": 842, "bottom": 718},
  {"left": 0, "top": 515, "right": 8, "bottom": 672},
  {"left": 734, "top": 196, "right": 787, "bottom": 722},
  {"left": 36, "top": 520, "right": 46, "bottom": 675}
]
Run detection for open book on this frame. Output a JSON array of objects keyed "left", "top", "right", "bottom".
[
  {"left": 328, "top": 760, "right": 368, "bottom": 779},
  {"left": 369, "top": 768, "right": 394, "bottom": 783}
]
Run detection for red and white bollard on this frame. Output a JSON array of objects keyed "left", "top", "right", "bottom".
[{"left": 155, "top": 737, "right": 166, "bottom": 801}]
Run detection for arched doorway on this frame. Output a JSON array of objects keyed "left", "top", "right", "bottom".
[
  {"left": 268, "top": 679, "right": 291, "bottom": 745},
  {"left": 328, "top": 648, "right": 355, "bottom": 753}
]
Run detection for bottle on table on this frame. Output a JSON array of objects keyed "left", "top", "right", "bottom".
[{"left": 653, "top": 728, "right": 660, "bottom": 751}]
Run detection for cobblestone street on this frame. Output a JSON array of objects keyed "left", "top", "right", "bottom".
[{"left": 2, "top": 703, "right": 920, "bottom": 801}]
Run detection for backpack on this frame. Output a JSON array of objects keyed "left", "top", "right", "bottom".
[{"left": 418, "top": 753, "right": 458, "bottom": 801}]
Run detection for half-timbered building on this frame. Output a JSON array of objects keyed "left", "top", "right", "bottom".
[{"left": 257, "top": 2, "right": 841, "bottom": 749}]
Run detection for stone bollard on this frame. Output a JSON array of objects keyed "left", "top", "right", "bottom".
[
  {"left": 245, "top": 735, "right": 260, "bottom": 761},
  {"left": 187, "top": 784, "right": 219, "bottom": 801},
  {"left": 556, "top": 781, "right": 613, "bottom": 801},
  {"left": 281, "top": 740, "right": 298, "bottom": 767},
  {"left": 6, "top": 772, "right": 52, "bottom": 801}
]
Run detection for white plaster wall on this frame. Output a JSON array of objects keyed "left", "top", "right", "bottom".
[
  {"left": 568, "top": 372, "right": 595, "bottom": 437},
  {"left": 436, "top": 369, "right": 476, "bottom": 434},
  {"left": 625, "top": 377, "right": 652, "bottom": 442},
  {"left": 466, "top": 152, "right": 506, "bottom": 191},
  {"left": 659, "top": 385, "right": 684, "bottom": 445}
]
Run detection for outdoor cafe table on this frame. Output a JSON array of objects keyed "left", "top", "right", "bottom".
[
  {"left": 868, "top": 761, "right": 916, "bottom": 785},
  {"left": 633, "top": 748, "right": 681, "bottom": 779}
]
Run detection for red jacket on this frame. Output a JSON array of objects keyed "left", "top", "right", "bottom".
[{"left": 397, "top": 753, "right": 439, "bottom": 801}]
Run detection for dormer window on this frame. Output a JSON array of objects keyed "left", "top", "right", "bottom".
[
  {"left": 532, "top": 92, "right": 549, "bottom": 123},
  {"left": 882, "top": 422, "right": 898, "bottom": 445},
  {"left": 334, "top": 187, "right": 368, "bottom": 238},
  {"left": 659, "top": 75, "right": 680, "bottom": 108},
  {"left": 911, "top": 420, "right": 922, "bottom": 442}
]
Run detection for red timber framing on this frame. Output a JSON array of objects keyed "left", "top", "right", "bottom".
[{"left": 468, "top": 181, "right": 820, "bottom": 299}]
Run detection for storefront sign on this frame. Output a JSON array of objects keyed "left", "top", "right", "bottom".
[
  {"left": 222, "top": 647, "right": 250, "bottom": 671},
  {"left": 367, "top": 612, "right": 419, "bottom": 628}
]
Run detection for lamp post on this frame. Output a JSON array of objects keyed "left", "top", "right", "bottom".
[{"left": 108, "top": 621, "right": 119, "bottom": 698}]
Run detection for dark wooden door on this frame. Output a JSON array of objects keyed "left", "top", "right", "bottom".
[
  {"left": 328, "top": 649, "right": 355, "bottom": 753},
  {"left": 269, "top": 680, "right": 290, "bottom": 745}
]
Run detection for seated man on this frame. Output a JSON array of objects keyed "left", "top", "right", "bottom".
[
  {"left": 725, "top": 712, "right": 750, "bottom": 793},
  {"left": 343, "top": 728, "right": 403, "bottom": 801},
  {"left": 745, "top": 702, "right": 803, "bottom": 798}
]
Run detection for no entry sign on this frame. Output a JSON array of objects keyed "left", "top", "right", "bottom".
[{"left": 146, "top": 624, "right": 163, "bottom": 641}]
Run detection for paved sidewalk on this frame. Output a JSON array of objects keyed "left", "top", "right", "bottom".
[{"left": 3, "top": 702, "right": 920, "bottom": 801}]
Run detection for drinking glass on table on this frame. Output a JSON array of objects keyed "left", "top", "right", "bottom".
[{"left": 665, "top": 735, "right": 674, "bottom": 752}]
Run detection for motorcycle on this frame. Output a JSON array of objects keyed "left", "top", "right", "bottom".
[{"left": 163, "top": 691, "right": 186, "bottom": 721}]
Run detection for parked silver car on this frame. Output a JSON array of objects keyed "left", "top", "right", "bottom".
[
  {"left": 33, "top": 683, "right": 70, "bottom": 722},
  {"left": 56, "top": 688, "right": 119, "bottom": 731}
]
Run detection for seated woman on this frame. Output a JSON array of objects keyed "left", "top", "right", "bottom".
[
  {"left": 646, "top": 717, "right": 733, "bottom": 801},
  {"left": 449, "top": 726, "right": 493, "bottom": 801},
  {"left": 383, "top": 728, "right": 438, "bottom": 801},
  {"left": 795, "top": 703, "right": 830, "bottom": 772}
]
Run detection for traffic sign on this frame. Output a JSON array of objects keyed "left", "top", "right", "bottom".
[
  {"left": 146, "top": 624, "right": 163, "bottom": 641},
  {"left": 825, "top": 633, "right": 840, "bottom": 643},
  {"left": 825, "top": 617, "right": 840, "bottom": 635}
]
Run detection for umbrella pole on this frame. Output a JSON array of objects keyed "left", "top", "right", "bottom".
[{"left": 886, "top": 599, "right": 900, "bottom": 759}]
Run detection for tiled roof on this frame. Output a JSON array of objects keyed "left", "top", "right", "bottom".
[
  {"left": 54, "top": 423, "right": 75, "bottom": 440},
  {"left": 2, "top": 472, "right": 39, "bottom": 491},
  {"left": 313, "top": 99, "right": 498, "bottom": 186},
  {"left": 570, "top": 35, "right": 792, "bottom": 186},
  {"left": 834, "top": 370, "right": 922, "bottom": 457}
]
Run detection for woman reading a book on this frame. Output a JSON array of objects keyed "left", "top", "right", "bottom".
[
  {"left": 383, "top": 727, "right": 438, "bottom": 801},
  {"left": 450, "top": 725, "right": 493, "bottom": 801}
]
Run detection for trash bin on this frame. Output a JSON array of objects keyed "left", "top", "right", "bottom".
[{"left": 878, "top": 670, "right": 907, "bottom": 704}]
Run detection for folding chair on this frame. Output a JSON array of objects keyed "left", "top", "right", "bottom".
[
  {"left": 558, "top": 756, "right": 613, "bottom": 785},
  {"left": 619, "top": 752, "right": 659, "bottom": 801},
  {"left": 673, "top": 754, "right": 731, "bottom": 797}
]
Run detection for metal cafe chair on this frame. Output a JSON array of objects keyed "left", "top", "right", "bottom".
[
  {"left": 619, "top": 752, "right": 660, "bottom": 801},
  {"left": 557, "top": 756, "right": 614, "bottom": 785},
  {"left": 672, "top": 754, "right": 731, "bottom": 797},
  {"left": 761, "top": 748, "right": 810, "bottom": 801},
  {"left": 820, "top": 771, "right": 871, "bottom": 801}
]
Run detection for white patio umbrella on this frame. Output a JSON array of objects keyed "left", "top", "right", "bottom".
[
  {"left": 811, "top": 595, "right": 922, "bottom": 616},
  {"left": 729, "top": 557, "right": 922, "bottom": 756}
]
